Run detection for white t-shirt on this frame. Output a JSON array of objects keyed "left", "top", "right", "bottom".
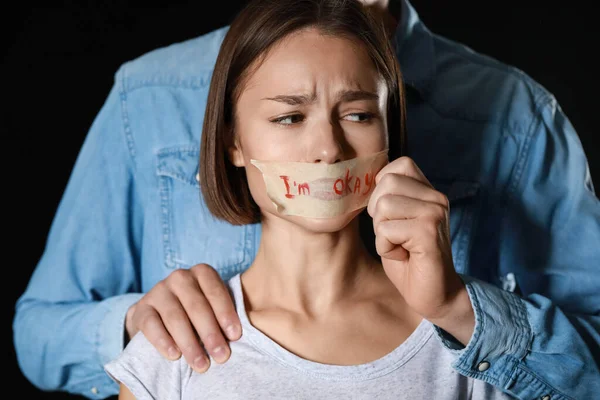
[{"left": 105, "top": 274, "right": 514, "bottom": 399}]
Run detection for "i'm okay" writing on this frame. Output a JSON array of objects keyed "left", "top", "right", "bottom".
[{"left": 279, "top": 169, "right": 374, "bottom": 199}]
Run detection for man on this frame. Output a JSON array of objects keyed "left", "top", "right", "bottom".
[{"left": 13, "top": 0, "right": 599, "bottom": 399}]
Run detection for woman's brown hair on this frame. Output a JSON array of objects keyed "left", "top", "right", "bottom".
[{"left": 200, "top": 0, "right": 406, "bottom": 225}]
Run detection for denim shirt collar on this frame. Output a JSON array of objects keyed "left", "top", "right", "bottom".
[{"left": 393, "top": 0, "right": 436, "bottom": 98}]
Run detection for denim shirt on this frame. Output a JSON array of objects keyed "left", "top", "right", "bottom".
[{"left": 13, "top": 1, "right": 599, "bottom": 399}]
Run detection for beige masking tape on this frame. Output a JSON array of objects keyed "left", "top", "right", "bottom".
[{"left": 250, "top": 150, "right": 389, "bottom": 218}]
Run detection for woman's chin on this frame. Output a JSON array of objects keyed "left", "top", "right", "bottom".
[{"left": 279, "top": 208, "right": 363, "bottom": 234}]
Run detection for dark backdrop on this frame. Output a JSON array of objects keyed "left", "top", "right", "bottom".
[{"left": 5, "top": 1, "right": 596, "bottom": 399}]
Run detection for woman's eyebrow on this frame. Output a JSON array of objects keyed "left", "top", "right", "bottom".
[
  {"left": 262, "top": 93, "right": 317, "bottom": 106},
  {"left": 262, "top": 90, "right": 378, "bottom": 106},
  {"left": 337, "top": 89, "right": 379, "bottom": 103}
]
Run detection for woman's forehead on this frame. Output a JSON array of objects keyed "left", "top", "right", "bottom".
[{"left": 241, "top": 29, "right": 384, "bottom": 99}]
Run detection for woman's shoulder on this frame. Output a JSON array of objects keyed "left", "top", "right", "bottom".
[
  {"left": 118, "top": 330, "right": 167, "bottom": 362},
  {"left": 225, "top": 273, "right": 244, "bottom": 311},
  {"left": 104, "top": 332, "right": 192, "bottom": 399}
]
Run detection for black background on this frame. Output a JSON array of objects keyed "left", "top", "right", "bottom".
[{"left": 5, "top": 1, "right": 597, "bottom": 399}]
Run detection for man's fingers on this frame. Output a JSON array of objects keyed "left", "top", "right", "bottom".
[
  {"left": 134, "top": 304, "right": 181, "bottom": 361},
  {"left": 151, "top": 288, "right": 211, "bottom": 373},
  {"left": 135, "top": 264, "right": 241, "bottom": 374},
  {"left": 171, "top": 267, "right": 233, "bottom": 365},
  {"left": 192, "top": 264, "right": 242, "bottom": 341}
]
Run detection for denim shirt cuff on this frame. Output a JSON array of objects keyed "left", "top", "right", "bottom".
[
  {"left": 97, "top": 293, "right": 144, "bottom": 367},
  {"left": 432, "top": 274, "right": 532, "bottom": 388}
]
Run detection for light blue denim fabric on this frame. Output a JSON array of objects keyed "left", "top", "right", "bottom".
[{"left": 13, "top": 1, "right": 599, "bottom": 399}]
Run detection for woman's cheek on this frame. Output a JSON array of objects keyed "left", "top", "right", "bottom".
[
  {"left": 345, "top": 126, "right": 388, "bottom": 155},
  {"left": 245, "top": 162, "right": 276, "bottom": 212}
]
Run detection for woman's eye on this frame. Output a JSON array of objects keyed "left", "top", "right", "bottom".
[
  {"left": 271, "top": 114, "right": 304, "bottom": 125},
  {"left": 343, "top": 112, "right": 374, "bottom": 122}
]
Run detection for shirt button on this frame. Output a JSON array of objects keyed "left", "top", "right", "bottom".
[
  {"left": 501, "top": 272, "right": 516, "bottom": 292},
  {"left": 196, "top": 172, "right": 200, "bottom": 182},
  {"left": 477, "top": 361, "right": 490, "bottom": 371},
  {"left": 90, "top": 387, "right": 98, "bottom": 395},
  {"left": 541, "top": 396, "right": 551, "bottom": 400}
]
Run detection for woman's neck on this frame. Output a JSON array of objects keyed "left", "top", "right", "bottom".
[
  {"left": 241, "top": 217, "right": 382, "bottom": 317},
  {"left": 239, "top": 214, "right": 422, "bottom": 366}
]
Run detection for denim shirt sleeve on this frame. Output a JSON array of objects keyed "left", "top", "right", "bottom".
[
  {"left": 433, "top": 97, "right": 600, "bottom": 400},
  {"left": 13, "top": 67, "right": 143, "bottom": 399}
]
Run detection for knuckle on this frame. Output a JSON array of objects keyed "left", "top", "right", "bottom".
[
  {"left": 375, "top": 234, "right": 391, "bottom": 255},
  {"left": 437, "top": 192, "right": 450, "bottom": 208},
  {"left": 193, "top": 265, "right": 219, "bottom": 285},
  {"left": 180, "top": 340, "right": 201, "bottom": 356},
  {"left": 169, "top": 268, "right": 191, "bottom": 283},
  {"left": 398, "top": 156, "right": 415, "bottom": 170},
  {"left": 201, "top": 332, "right": 225, "bottom": 349},
  {"left": 436, "top": 204, "right": 448, "bottom": 219},
  {"left": 163, "top": 306, "right": 188, "bottom": 323},
  {"left": 376, "top": 194, "right": 394, "bottom": 215},
  {"left": 166, "top": 269, "right": 194, "bottom": 291},
  {"left": 185, "top": 298, "right": 210, "bottom": 321},
  {"left": 136, "top": 294, "right": 150, "bottom": 308},
  {"left": 379, "top": 173, "right": 395, "bottom": 187},
  {"left": 374, "top": 221, "right": 383, "bottom": 236},
  {"left": 138, "top": 312, "right": 160, "bottom": 333},
  {"left": 428, "top": 203, "right": 446, "bottom": 220},
  {"left": 192, "top": 263, "right": 216, "bottom": 277},
  {"left": 131, "top": 303, "right": 146, "bottom": 320},
  {"left": 423, "top": 211, "right": 443, "bottom": 234},
  {"left": 375, "top": 220, "right": 389, "bottom": 237},
  {"left": 423, "top": 218, "right": 440, "bottom": 237},
  {"left": 151, "top": 279, "right": 169, "bottom": 295}
]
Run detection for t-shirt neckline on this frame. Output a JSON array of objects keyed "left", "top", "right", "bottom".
[{"left": 229, "top": 273, "right": 434, "bottom": 382}]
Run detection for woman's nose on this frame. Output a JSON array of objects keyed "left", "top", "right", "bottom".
[{"left": 310, "top": 121, "right": 345, "bottom": 164}]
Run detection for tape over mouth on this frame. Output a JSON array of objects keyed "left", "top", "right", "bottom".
[{"left": 250, "top": 150, "right": 389, "bottom": 218}]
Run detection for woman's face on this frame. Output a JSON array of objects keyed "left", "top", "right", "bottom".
[{"left": 230, "top": 28, "right": 389, "bottom": 232}]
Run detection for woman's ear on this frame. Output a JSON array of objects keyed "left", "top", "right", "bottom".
[{"left": 228, "top": 137, "right": 245, "bottom": 167}]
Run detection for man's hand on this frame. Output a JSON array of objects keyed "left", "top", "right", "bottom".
[{"left": 125, "top": 264, "right": 242, "bottom": 373}]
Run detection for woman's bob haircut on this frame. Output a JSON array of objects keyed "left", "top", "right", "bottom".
[{"left": 200, "top": 0, "right": 406, "bottom": 225}]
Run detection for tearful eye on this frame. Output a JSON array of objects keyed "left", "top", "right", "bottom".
[{"left": 271, "top": 114, "right": 304, "bottom": 125}]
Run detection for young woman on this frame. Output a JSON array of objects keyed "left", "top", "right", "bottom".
[{"left": 105, "top": 0, "right": 512, "bottom": 398}]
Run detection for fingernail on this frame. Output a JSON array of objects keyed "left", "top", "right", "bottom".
[
  {"left": 212, "top": 346, "right": 228, "bottom": 363},
  {"left": 167, "top": 346, "right": 180, "bottom": 359},
  {"left": 194, "top": 356, "right": 208, "bottom": 372},
  {"left": 225, "top": 324, "right": 240, "bottom": 339}
]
